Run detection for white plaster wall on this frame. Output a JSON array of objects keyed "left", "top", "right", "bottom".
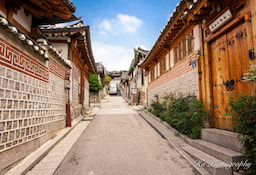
[
  {"left": 166, "top": 53, "right": 169, "bottom": 70},
  {"left": 154, "top": 65, "right": 157, "bottom": 78},
  {"left": 84, "top": 78, "right": 89, "bottom": 107},
  {"left": 51, "top": 43, "right": 69, "bottom": 60},
  {"left": 13, "top": 7, "right": 32, "bottom": 32},
  {"left": 193, "top": 25, "right": 200, "bottom": 51},
  {"left": 170, "top": 49, "right": 174, "bottom": 68},
  {"left": 0, "top": 10, "right": 6, "bottom": 18},
  {"left": 156, "top": 63, "right": 159, "bottom": 77}
]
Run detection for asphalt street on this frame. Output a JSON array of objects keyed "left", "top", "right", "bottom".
[{"left": 54, "top": 96, "right": 195, "bottom": 175}]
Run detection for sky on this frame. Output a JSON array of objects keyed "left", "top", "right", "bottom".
[{"left": 71, "top": 0, "right": 180, "bottom": 71}]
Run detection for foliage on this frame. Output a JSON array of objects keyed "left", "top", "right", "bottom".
[
  {"left": 228, "top": 93, "right": 256, "bottom": 174},
  {"left": 149, "top": 95, "right": 165, "bottom": 117},
  {"left": 242, "top": 64, "right": 256, "bottom": 84},
  {"left": 147, "top": 108, "right": 154, "bottom": 114},
  {"left": 149, "top": 93, "right": 209, "bottom": 139},
  {"left": 89, "top": 73, "right": 103, "bottom": 93},
  {"left": 103, "top": 74, "right": 112, "bottom": 86}
]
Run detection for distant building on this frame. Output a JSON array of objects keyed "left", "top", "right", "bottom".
[{"left": 127, "top": 47, "right": 149, "bottom": 106}]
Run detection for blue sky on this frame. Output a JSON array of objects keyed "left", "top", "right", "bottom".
[{"left": 71, "top": 0, "right": 180, "bottom": 71}]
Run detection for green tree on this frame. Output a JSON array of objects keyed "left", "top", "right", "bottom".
[
  {"left": 89, "top": 73, "right": 103, "bottom": 93},
  {"left": 103, "top": 74, "right": 112, "bottom": 86},
  {"left": 242, "top": 64, "right": 256, "bottom": 84}
]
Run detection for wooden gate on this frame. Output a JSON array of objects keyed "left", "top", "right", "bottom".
[{"left": 210, "top": 21, "right": 253, "bottom": 130}]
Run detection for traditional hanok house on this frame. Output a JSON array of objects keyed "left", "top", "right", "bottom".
[
  {"left": 198, "top": 0, "right": 256, "bottom": 131},
  {"left": 40, "top": 21, "right": 97, "bottom": 126},
  {"left": 141, "top": 0, "right": 256, "bottom": 130},
  {"left": 0, "top": 0, "right": 79, "bottom": 173},
  {"left": 120, "top": 71, "right": 129, "bottom": 99},
  {"left": 140, "top": 2, "right": 202, "bottom": 106},
  {"left": 96, "top": 62, "right": 107, "bottom": 99},
  {"left": 140, "top": 0, "right": 256, "bottom": 174},
  {"left": 128, "top": 47, "right": 149, "bottom": 105}
]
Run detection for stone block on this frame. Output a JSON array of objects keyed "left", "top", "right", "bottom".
[
  {"left": 12, "top": 91, "right": 17, "bottom": 99},
  {"left": 7, "top": 100, "right": 12, "bottom": 108},
  {"left": 201, "top": 129, "right": 243, "bottom": 152},
  {"left": 10, "top": 111, "right": 15, "bottom": 119},
  {"left": 0, "top": 122, "right": 5, "bottom": 131},
  {"left": 6, "top": 69, "right": 12, "bottom": 79},
  {"left": 0, "top": 89, "right": 4, "bottom": 97},
  {"left": 3, "top": 111, "right": 9, "bottom": 120},
  {"left": 9, "top": 131, "right": 15, "bottom": 141},
  {"left": 7, "top": 121, "right": 12, "bottom": 130},
  {"left": 2, "top": 132, "right": 8, "bottom": 143},
  {"left": 13, "top": 71, "right": 18, "bottom": 81},
  {"left": 9, "top": 80, "right": 15, "bottom": 89},
  {"left": 3, "top": 79, "right": 8, "bottom": 88},
  {"left": 0, "top": 66, "right": 5, "bottom": 76}
]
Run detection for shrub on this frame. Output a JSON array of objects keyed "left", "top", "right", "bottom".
[
  {"left": 163, "top": 94, "right": 208, "bottom": 139},
  {"left": 228, "top": 93, "right": 256, "bottom": 174},
  {"left": 149, "top": 93, "right": 209, "bottom": 139},
  {"left": 149, "top": 95, "right": 165, "bottom": 117}
]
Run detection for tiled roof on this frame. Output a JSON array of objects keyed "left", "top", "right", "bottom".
[
  {"left": 0, "top": 15, "right": 71, "bottom": 68},
  {"left": 141, "top": 0, "right": 201, "bottom": 67},
  {"left": 62, "top": 0, "right": 76, "bottom": 13},
  {"left": 41, "top": 21, "right": 97, "bottom": 73}
]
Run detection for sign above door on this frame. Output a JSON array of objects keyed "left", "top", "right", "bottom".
[{"left": 208, "top": 9, "right": 233, "bottom": 33}]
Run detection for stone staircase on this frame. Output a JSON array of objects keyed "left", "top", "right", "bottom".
[{"left": 181, "top": 128, "right": 244, "bottom": 175}]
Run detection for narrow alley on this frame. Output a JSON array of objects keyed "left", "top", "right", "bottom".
[{"left": 51, "top": 96, "right": 195, "bottom": 175}]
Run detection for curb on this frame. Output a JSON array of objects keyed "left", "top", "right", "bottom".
[
  {"left": 6, "top": 116, "right": 93, "bottom": 175},
  {"left": 136, "top": 108, "right": 210, "bottom": 175}
]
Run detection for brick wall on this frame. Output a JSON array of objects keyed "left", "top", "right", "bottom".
[{"left": 148, "top": 59, "right": 199, "bottom": 104}]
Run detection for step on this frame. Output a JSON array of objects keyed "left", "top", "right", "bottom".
[
  {"left": 182, "top": 145, "right": 232, "bottom": 175},
  {"left": 201, "top": 128, "right": 243, "bottom": 152},
  {"left": 189, "top": 139, "right": 244, "bottom": 163}
]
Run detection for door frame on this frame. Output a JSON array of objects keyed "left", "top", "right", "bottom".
[{"left": 202, "top": 4, "right": 253, "bottom": 129}]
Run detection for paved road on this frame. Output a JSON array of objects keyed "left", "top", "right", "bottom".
[{"left": 54, "top": 96, "right": 195, "bottom": 175}]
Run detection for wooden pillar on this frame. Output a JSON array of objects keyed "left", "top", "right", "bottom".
[{"left": 249, "top": 0, "right": 256, "bottom": 94}]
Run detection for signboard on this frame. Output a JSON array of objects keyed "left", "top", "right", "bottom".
[
  {"left": 192, "top": 60, "right": 197, "bottom": 68},
  {"left": 132, "top": 88, "right": 137, "bottom": 94},
  {"left": 209, "top": 9, "right": 233, "bottom": 33}
]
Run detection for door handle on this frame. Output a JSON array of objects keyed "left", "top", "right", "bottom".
[{"left": 224, "top": 79, "right": 235, "bottom": 91}]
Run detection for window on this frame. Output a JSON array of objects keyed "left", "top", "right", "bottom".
[
  {"left": 173, "top": 32, "right": 193, "bottom": 65},
  {"left": 150, "top": 67, "right": 155, "bottom": 82},
  {"left": 160, "top": 57, "right": 166, "bottom": 74}
]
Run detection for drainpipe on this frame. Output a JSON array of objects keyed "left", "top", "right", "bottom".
[{"left": 65, "top": 73, "right": 72, "bottom": 127}]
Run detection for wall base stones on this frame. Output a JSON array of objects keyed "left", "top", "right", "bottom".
[{"left": 148, "top": 68, "right": 199, "bottom": 105}]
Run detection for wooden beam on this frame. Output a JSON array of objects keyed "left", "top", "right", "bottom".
[
  {"left": 192, "top": 13, "right": 211, "bottom": 22},
  {"left": 187, "top": 0, "right": 208, "bottom": 22},
  {"left": 204, "top": 1, "right": 221, "bottom": 8},
  {"left": 198, "top": 7, "right": 212, "bottom": 15}
]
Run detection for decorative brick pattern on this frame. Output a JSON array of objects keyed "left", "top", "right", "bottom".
[
  {"left": 0, "top": 38, "right": 49, "bottom": 82},
  {"left": 148, "top": 59, "right": 199, "bottom": 104},
  {"left": 49, "top": 59, "right": 68, "bottom": 80},
  {"left": 0, "top": 65, "right": 66, "bottom": 152}
]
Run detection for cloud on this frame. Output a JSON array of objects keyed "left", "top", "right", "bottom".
[
  {"left": 98, "top": 19, "right": 112, "bottom": 32},
  {"left": 96, "top": 14, "right": 142, "bottom": 35},
  {"left": 117, "top": 14, "right": 142, "bottom": 32},
  {"left": 92, "top": 41, "right": 133, "bottom": 71}
]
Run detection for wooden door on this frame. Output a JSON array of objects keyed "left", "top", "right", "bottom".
[{"left": 210, "top": 21, "right": 253, "bottom": 130}]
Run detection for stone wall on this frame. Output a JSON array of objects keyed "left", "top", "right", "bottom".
[
  {"left": 148, "top": 59, "right": 199, "bottom": 105},
  {"left": 71, "top": 64, "right": 81, "bottom": 120},
  {"left": 0, "top": 36, "right": 68, "bottom": 173}
]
